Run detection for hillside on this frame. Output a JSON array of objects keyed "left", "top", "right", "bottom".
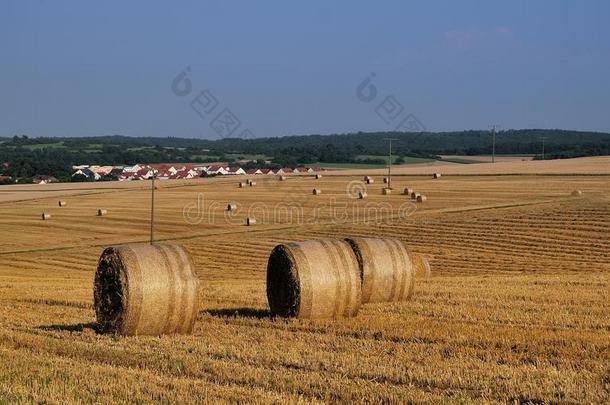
[{"left": 1, "top": 129, "right": 609, "bottom": 182}]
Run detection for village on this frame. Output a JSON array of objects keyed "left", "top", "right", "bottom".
[{"left": 68, "top": 163, "right": 325, "bottom": 183}]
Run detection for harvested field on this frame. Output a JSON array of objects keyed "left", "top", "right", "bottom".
[{"left": 0, "top": 158, "right": 609, "bottom": 403}]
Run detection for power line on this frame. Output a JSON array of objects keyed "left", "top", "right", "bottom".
[
  {"left": 383, "top": 138, "right": 398, "bottom": 190},
  {"left": 488, "top": 125, "right": 500, "bottom": 163}
]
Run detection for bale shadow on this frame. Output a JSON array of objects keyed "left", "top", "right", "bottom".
[
  {"left": 203, "top": 307, "right": 270, "bottom": 319},
  {"left": 39, "top": 322, "right": 101, "bottom": 333}
]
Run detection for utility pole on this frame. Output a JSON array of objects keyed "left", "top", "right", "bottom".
[
  {"left": 541, "top": 137, "right": 546, "bottom": 160},
  {"left": 150, "top": 169, "right": 156, "bottom": 245},
  {"left": 489, "top": 125, "right": 500, "bottom": 163},
  {"left": 384, "top": 138, "right": 398, "bottom": 190}
]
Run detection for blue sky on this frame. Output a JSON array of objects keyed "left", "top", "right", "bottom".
[{"left": 1, "top": 0, "right": 609, "bottom": 138}]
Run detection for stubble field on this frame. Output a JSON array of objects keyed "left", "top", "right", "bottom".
[{"left": 0, "top": 160, "right": 609, "bottom": 403}]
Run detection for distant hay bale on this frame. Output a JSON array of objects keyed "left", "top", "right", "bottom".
[
  {"left": 41, "top": 213, "right": 51, "bottom": 220},
  {"left": 279, "top": 175, "right": 286, "bottom": 181},
  {"left": 312, "top": 188, "right": 322, "bottom": 195},
  {"left": 246, "top": 217, "right": 257, "bottom": 226},
  {"left": 94, "top": 244, "right": 199, "bottom": 336},
  {"left": 433, "top": 173, "right": 441, "bottom": 179},
  {"left": 246, "top": 179, "right": 253, "bottom": 185},
  {"left": 227, "top": 203, "right": 237, "bottom": 211},
  {"left": 97, "top": 209, "right": 108, "bottom": 216},
  {"left": 345, "top": 237, "right": 414, "bottom": 303},
  {"left": 266, "top": 240, "right": 361, "bottom": 318},
  {"left": 358, "top": 191, "right": 367, "bottom": 199},
  {"left": 416, "top": 194, "right": 427, "bottom": 202},
  {"left": 571, "top": 190, "right": 583, "bottom": 197},
  {"left": 238, "top": 182, "right": 245, "bottom": 188},
  {"left": 366, "top": 178, "right": 374, "bottom": 184},
  {"left": 249, "top": 181, "right": 257, "bottom": 186},
  {"left": 58, "top": 201, "right": 67, "bottom": 207},
  {"left": 411, "top": 254, "right": 431, "bottom": 279},
  {"left": 382, "top": 188, "right": 391, "bottom": 195},
  {"left": 383, "top": 177, "right": 388, "bottom": 183},
  {"left": 411, "top": 192, "right": 420, "bottom": 200},
  {"left": 315, "top": 174, "right": 322, "bottom": 179},
  {"left": 403, "top": 187, "right": 413, "bottom": 195}
]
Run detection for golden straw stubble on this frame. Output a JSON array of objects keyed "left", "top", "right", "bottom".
[
  {"left": 94, "top": 243, "right": 200, "bottom": 336},
  {"left": 266, "top": 240, "right": 361, "bottom": 319},
  {"left": 345, "top": 237, "right": 415, "bottom": 303}
]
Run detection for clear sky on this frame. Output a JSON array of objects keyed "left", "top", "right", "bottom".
[{"left": 1, "top": 0, "right": 609, "bottom": 138}]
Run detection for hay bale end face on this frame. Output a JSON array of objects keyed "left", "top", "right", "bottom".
[
  {"left": 279, "top": 175, "right": 286, "bottom": 181},
  {"left": 382, "top": 188, "right": 391, "bottom": 195},
  {"left": 266, "top": 240, "right": 361, "bottom": 318},
  {"left": 346, "top": 237, "right": 415, "bottom": 303},
  {"left": 366, "top": 178, "right": 374, "bottom": 184},
  {"left": 411, "top": 254, "right": 431, "bottom": 278},
  {"left": 358, "top": 191, "right": 367, "bottom": 199},
  {"left": 383, "top": 177, "right": 388, "bottom": 183},
  {"left": 315, "top": 174, "right": 322, "bottom": 179},
  {"left": 94, "top": 244, "right": 199, "bottom": 336},
  {"left": 41, "top": 213, "right": 51, "bottom": 220},
  {"left": 227, "top": 203, "right": 237, "bottom": 211},
  {"left": 572, "top": 190, "right": 583, "bottom": 197},
  {"left": 238, "top": 182, "right": 245, "bottom": 188},
  {"left": 433, "top": 173, "right": 442, "bottom": 179},
  {"left": 411, "top": 192, "right": 420, "bottom": 200},
  {"left": 246, "top": 217, "right": 257, "bottom": 226},
  {"left": 417, "top": 195, "right": 427, "bottom": 202},
  {"left": 313, "top": 188, "right": 322, "bottom": 195},
  {"left": 403, "top": 188, "right": 413, "bottom": 195},
  {"left": 249, "top": 181, "right": 257, "bottom": 186},
  {"left": 97, "top": 209, "right": 108, "bottom": 216},
  {"left": 58, "top": 201, "right": 67, "bottom": 207}
]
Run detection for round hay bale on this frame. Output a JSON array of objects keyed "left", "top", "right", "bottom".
[
  {"left": 363, "top": 175, "right": 372, "bottom": 182},
  {"left": 315, "top": 174, "right": 322, "bottom": 179},
  {"left": 249, "top": 181, "right": 257, "bottom": 186},
  {"left": 41, "top": 213, "right": 51, "bottom": 220},
  {"left": 97, "top": 209, "right": 108, "bottom": 216},
  {"left": 382, "top": 188, "right": 391, "bottom": 195},
  {"left": 416, "top": 194, "right": 427, "bottom": 202},
  {"left": 403, "top": 187, "right": 413, "bottom": 195},
  {"left": 94, "top": 244, "right": 199, "bottom": 336},
  {"left": 227, "top": 203, "right": 237, "bottom": 211},
  {"left": 246, "top": 217, "right": 257, "bottom": 226},
  {"left": 383, "top": 177, "right": 388, "bottom": 184},
  {"left": 266, "top": 240, "right": 361, "bottom": 318},
  {"left": 238, "top": 182, "right": 245, "bottom": 188},
  {"left": 411, "top": 254, "right": 431, "bottom": 278},
  {"left": 279, "top": 175, "right": 286, "bottom": 181},
  {"left": 345, "top": 238, "right": 414, "bottom": 303},
  {"left": 571, "top": 190, "right": 583, "bottom": 197},
  {"left": 58, "top": 201, "right": 67, "bottom": 207},
  {"left": 411, "top": 192, "right": 420, "bottom": 200},
  {"left": 433, "top": 173, "right": 441, "bottom": 179},
  {"left": 358, "top": 191, "right": 367, "bottom": 199},
  {"left": 366, "top": 178, "right": 374, "bottom": 184},
  {"left": 312, "top": 188, "right": 322, "bottom": 195}
]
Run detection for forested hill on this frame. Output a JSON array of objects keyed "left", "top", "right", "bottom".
[{"left": 1, "top": 129, "right": 609, "bottom": 181}]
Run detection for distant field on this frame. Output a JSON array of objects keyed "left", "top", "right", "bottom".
[
  {"left": 319, "top": 156, "right": 435, "bottom": 169},
  {"left": 0, "top": 156, "right": 608, "bottom": 402},
  {"left": 19, "top": 142, "right": 66, "bottom": 150},
  {"left": 328, "top": 155, "right": 610, "bottom": 176},
  {"left": 441, "top": 154, "right": 536, "bottom": 164}
]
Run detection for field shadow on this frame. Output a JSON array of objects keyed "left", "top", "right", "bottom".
[
  {"left": 203, "top": 307, "right": 270, "bottom": 319},
  {"left": 39, "top": 322, "right": 101, "bottom": 333}
]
